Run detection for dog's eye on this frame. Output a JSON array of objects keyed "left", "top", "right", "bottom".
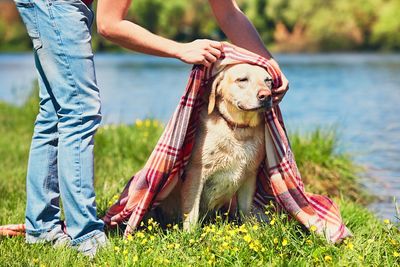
[
  {"left": 236, "top": 77, "right": 248, "bottom": 83},
  {"left": 264, "top": 78, "right": 273, "bottom": 86}
]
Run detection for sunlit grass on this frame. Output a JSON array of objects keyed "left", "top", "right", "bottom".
[{"left": 0, "top": 92, "right": 399, "bottom": 266}]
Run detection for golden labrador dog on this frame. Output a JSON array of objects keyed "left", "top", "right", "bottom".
[{"left": 158, "top": 63, "right": 273, "bottom": 231}]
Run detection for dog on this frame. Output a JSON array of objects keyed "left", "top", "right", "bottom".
[{"left": 158, "top": 63, "right": 273, "bottom": 231}]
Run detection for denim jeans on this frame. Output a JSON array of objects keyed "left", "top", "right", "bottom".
[{"left": 15, "top": 0, "right": 105, "bottom": 246}]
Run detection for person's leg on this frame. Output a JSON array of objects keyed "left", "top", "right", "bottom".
[
  {"left": 15, "top": 0, "right": 69, "bottom": 246},
  {"left": 31, "top": 0, "right": 106, "bottom": 254}
]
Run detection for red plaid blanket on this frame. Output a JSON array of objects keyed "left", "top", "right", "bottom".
[
  {"left": 0, "top": 43, "right": 351, "bottom": 243},
  {"left": 103, "top": 43, "right": 351, "bottom": 242}
]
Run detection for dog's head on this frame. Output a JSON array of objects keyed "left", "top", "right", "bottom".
[{"left": 208, "top": 64, "right": 273, "bottom": 115}]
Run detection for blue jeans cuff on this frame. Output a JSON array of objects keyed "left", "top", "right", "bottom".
[{"left": 71, "top": 229, "right": 105, "bottom": 246}]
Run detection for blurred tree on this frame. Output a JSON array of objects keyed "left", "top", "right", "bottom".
[
  {"left": 371, "top": 0, "right": 400, "bottom": 50},
  {"left": 0, "top": 0, "right": 399, "bottom": 52}
]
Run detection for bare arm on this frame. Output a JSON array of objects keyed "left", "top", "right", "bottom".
[
  {"left": 97, "top": 0, "right": 222, "bottom": 67},
  {"left": 209, "top": 0, "right": 289, "bottom": 104},
  {"left": 208, "top": 0, "right": 272, "bottom": 59}
]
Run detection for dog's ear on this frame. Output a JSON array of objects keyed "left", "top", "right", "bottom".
[{"left": 208, "top": 71, "right": 224, "bottom": 114}]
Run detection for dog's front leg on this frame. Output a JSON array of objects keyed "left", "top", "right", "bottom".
[
  {"left": 181, "top": 166, "right": 204, "bottom": 231},
  {"left": 237, "top": 170, "right": 257, "bottom": 218}
]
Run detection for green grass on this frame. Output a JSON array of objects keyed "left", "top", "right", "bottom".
[{"left": 0, "top": 93, "right": 399, "bottom": 266}]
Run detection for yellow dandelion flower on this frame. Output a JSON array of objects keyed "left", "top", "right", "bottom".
[
  {"left": 166, "top": 223, "right": 172, "bottom": 228},
  {"left": 167, "top": 243, "right": 175, "bottom": 249},
  {"left": 189, "top": 239, "right": 195, "bottom": 244},
  {"left": 282, "top": 239, "right": 288, "bottom": 246},
  {"left": 393, "top": 251, "right": 400, "bottom": 257},
  {"left": 164, "top": 259, "right": 170, "bottom": 264},
  {"left": 136, "top": 232, "right": 145, "bottom": 238},
  {"left": 135, "top": 119, "right": 143, "bottom": 127},
  {"left": 324, "top": 255, "right": 332, "bottom": 262},
  {"left": 147, "top": 225, "right": 153, "bottom": 231},
  {"left": 114, "top": 246, "right": 120, "bottom": 252},
  {"left": 309, "top": 225, "right": 317, "bottom": 232},
  {"left": 252, "top": 225, "right": 259, "bottom": 231},
  {"left": 383, "top": 219, "right": 390, "bottom": 224},
  {"left": 32, "top": 258, "right": 39, "bottom": 264},
  {"left": 123, "top": 250, "right": 128, "bottom": 256},
  {"left": 140, "top": 239, "right": 147, "bottom": 245},
  {"left": 149, "top": 235, "right": 155, "bottom": 241},
  {"left": 390, "top": 239, "right": 398, "bottom": 245},
  {"left": 249, "top": 242, "right": 259, "bottom": 252},
  {"left": 306, "top": 239, "right": 313, "bottom": 245},
  {"left": 273, "top": 237, "right": 279, "bottom": 244},
  {"left": 270, "top": 219, "right": 276, "bottom": 226},
  {"left": 173, "top": 224, "right": 179, "bottom": 230},
  {"left": 145, "top": 119, "right": 151, "bottom": 127},
  {"left": 133, "top": 255, "right": 139, "bottom": 262},
  {"left": 174, "top": 243, "right": 181, "bottom": 249},
  {"left": 243, "top": 234, "right": 252, "bottom": 243},
  {"left": 346, "top": 242, "right": 354, "bottom": 250},
  {"left": 358, "top": 255, "right": 363, "bottom": 260},
  {"left": 127, "top": 234, "right": 133, "bottom": 241}
]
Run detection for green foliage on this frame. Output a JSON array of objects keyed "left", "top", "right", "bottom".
[
  {"left": 371, "top": 0, "right": 400, "bottom": 50},
  {"left": 2, "top": 0, "right": 400, "bottom": 52},
  {"left": 289, "top": 128, "right": 366, "bottom": 202}
]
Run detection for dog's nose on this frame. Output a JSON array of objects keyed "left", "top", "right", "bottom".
[{"left": 257, "top": 89, "right": 271, "bottom": 101}]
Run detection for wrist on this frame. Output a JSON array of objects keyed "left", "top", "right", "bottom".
[{"left": 169, "top": 41, "right": 184, "bottom": 60}]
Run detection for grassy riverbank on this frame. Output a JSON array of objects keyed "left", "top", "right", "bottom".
[{"left": 0, "top": 94, "right": 399, "bottom": 266}]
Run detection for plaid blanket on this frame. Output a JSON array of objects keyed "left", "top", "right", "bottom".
[
  {"left": 103, "top": 43, "right": 351, "bottom": 243},
  {"left": 0, "top": 43, "right": 351, "bottom": 243}
]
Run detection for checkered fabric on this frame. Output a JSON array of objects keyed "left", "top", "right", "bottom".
[{"left": 103, "top": 43, "right": 351, "bottom": 243}]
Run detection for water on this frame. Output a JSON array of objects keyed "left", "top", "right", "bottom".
[{"left": 1, "top": 53, "right": 399, "bottom": 222}]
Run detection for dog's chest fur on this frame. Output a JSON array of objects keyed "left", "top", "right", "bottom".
[{"left": 189, "top": 110, "right": 265, "bottom": 212}]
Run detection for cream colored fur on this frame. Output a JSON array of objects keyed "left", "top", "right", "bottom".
[{"left": 160, "top": 64, "right": 273, "bottom": 231}]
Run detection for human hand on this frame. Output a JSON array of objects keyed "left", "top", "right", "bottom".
[
  {"left": 268, "top": 58, "right": 289, "bottom": 105},
  {"left": 176, "top": 39, "right": 222, "bottom": 67}
]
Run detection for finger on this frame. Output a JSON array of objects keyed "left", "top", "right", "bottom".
[
  {"left": 274, "top": 84, "right": 289, "bottom": 93},
  {"left": 204, "top": 52, "right": 218, "bottom": 64},
  {"left": 209, "top": 41, "right": 222, "bottom": 50},
  {"left": 202, "top": 60, "right": 211, "bottom": 68},
  {"left": 272, "top": 93, "right": 285, "bottom": 104},
  {"left": 207, "top": 46, "right": 222, "bottom": 58}
]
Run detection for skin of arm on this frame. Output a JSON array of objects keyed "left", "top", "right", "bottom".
[
  {"left": 96, "top": 0, "right": 222, "bottom": 67},
  {"left": 209, "top": 0, "right": 289, "bottom": 103}
]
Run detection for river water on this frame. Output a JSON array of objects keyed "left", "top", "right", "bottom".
[{"left": 1, "top": 53, "right": 399, "bottom": 222}]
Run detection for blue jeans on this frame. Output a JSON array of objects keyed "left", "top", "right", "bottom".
[{"left": 15, "top": 0, "right": 105, "bottom": 245}]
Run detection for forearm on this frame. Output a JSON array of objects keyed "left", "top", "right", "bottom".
[
  {"left": 218, "top": 11, "right": 272, "bottom": 59},
  {"left": 98, "top": 20, "right": 181, "bottom": 58},
  {"left": 97, "top": 0, "right": 182, "bottom": 58}
]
